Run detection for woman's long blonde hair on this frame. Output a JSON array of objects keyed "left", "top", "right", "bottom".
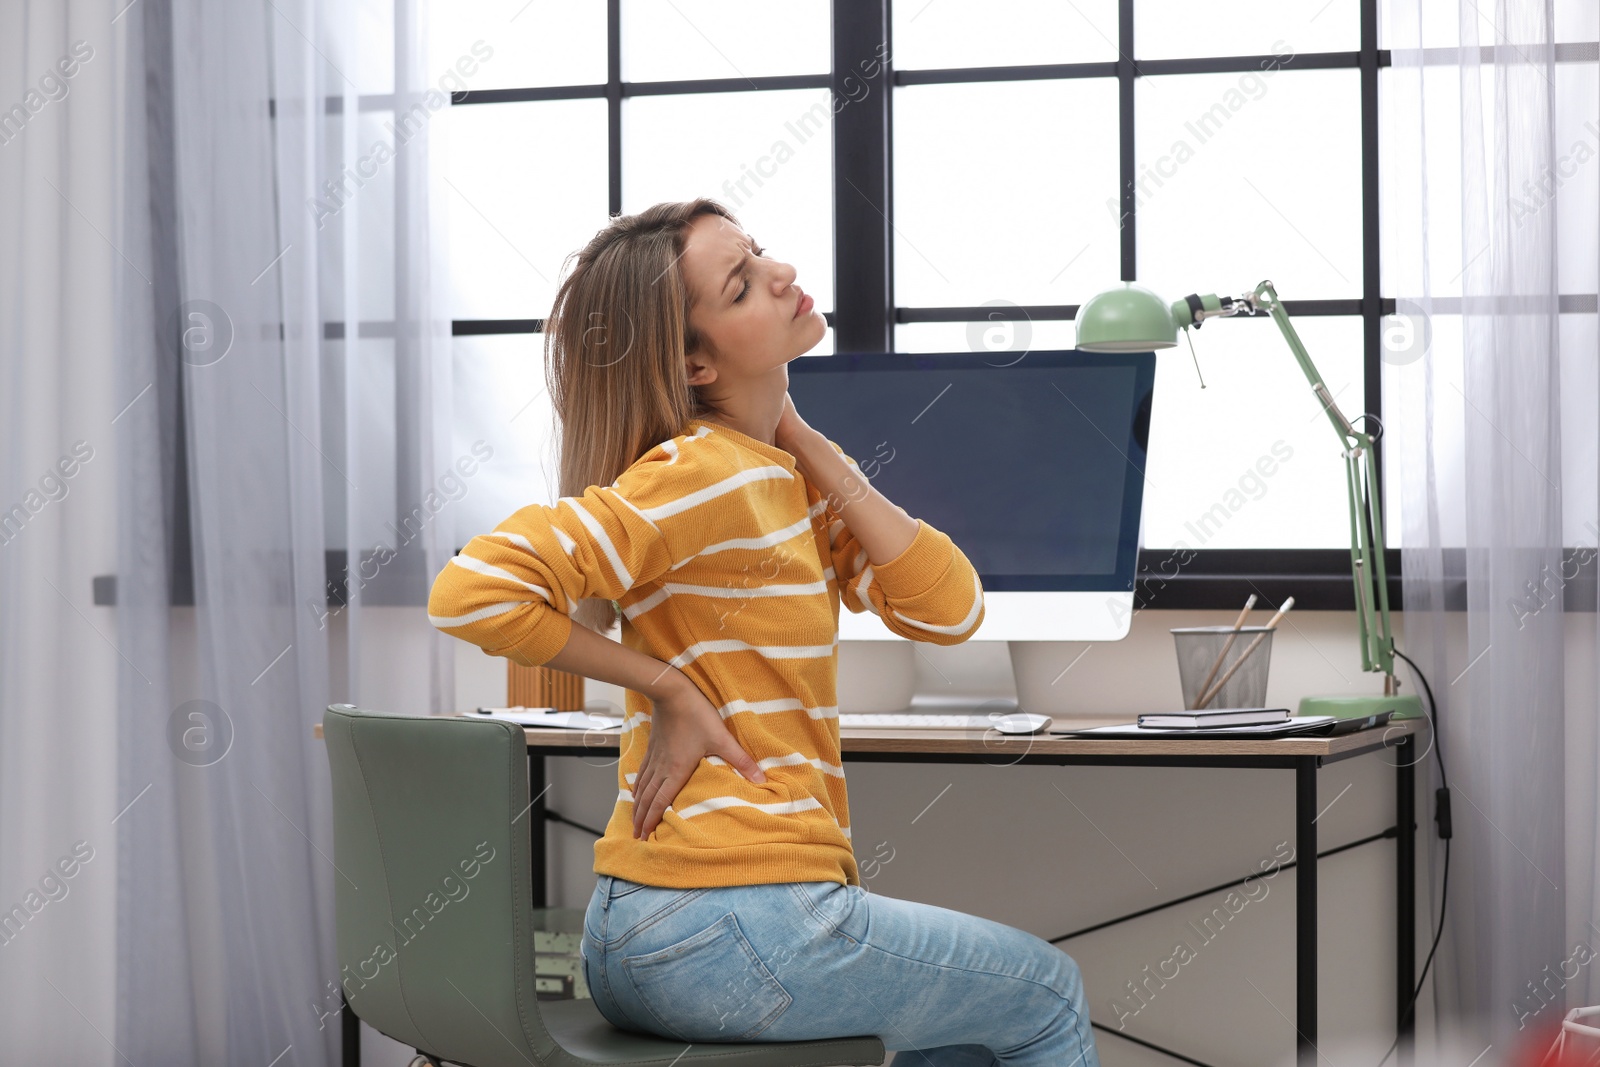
[{"left": 544, "top": 197, "right": 739, "bottom": 635}]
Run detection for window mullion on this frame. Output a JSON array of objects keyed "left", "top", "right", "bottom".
[{"left": 832, "top": 0, "right": 892, "bottom": 352}]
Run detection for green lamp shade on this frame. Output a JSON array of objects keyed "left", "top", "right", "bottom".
[{"left": 1075, "top": 282, "right": 1180, "bottom": 352}]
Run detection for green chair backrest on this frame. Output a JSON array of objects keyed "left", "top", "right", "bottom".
[{"left": 322, "top": 704, "right": 555, "bottom": 1066}]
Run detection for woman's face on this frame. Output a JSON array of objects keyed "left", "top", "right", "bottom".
[{"left": 680, "top": 213, "right": 825, "bottom": 392}]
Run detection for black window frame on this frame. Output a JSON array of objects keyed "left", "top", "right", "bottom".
[
  {"left": 450, "top": 0, "right": 1400, "bottom": 610},
  {"left": 87, "top": 3, "right": 1599, "bottom": 611}
]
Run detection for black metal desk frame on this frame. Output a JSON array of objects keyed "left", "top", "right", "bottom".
[{"left": 341, "top": 727, "right": 1417, "bottom": 1067}]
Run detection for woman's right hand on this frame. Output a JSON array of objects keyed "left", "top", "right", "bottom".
[{"left": 632, "top": 672, "right": 768, "bottom": 840}]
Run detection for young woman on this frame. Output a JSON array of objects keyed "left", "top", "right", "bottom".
[{"left": 428, "top": 198, "right": 1098, "bottom": 1066}]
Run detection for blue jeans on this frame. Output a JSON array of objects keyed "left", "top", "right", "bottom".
[{"left": 580, "top": 874, "right": 1099, "bottom": 1066}]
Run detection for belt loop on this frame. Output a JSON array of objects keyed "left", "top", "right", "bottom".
[{"left": 599, "top": 874, "right": 612, "bottom": 911}]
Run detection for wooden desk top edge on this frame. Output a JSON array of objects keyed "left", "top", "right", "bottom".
[{"left": 313, "top": 715, "right": 1420, "bottom": 758}]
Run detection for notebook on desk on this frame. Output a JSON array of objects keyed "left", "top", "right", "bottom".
[
  {"left": 1053, "top": 715, "right": 1348, "bottom": 739},
  {"left": 1137, "top": 707, "right": 1290, "bottom": 729}
]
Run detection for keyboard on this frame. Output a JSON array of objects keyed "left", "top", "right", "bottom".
[{"left": 837, "top": 712, "right": 1053, "bottom": 735}]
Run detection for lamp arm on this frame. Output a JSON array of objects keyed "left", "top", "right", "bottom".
[
  {"left": 1179, "top": 280, "right": 1398, "bottom": 682},
  {"left": 1249, "top": 282, "right": 1363, "bottom": 442},
  {"left": 1252, "top": 281, "right": 1396, "bottom": 681},
  {"left": 1364, "top": 432, "right": 1398, "bottom": 677}
]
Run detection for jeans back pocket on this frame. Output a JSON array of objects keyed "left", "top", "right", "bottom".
[{"left": 622, "top": 910, "right": 793, "bottom": 1041}]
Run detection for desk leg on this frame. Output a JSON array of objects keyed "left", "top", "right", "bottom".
[
  {"left": 1296, "top": 757, "right": 1318, "bottom": 1067},
  {"left": 530, "top": 751, "right": 548, "bottom": 909},
  {"left": 1397, "top": 739, "right": 1416, "bottom": 1065}
]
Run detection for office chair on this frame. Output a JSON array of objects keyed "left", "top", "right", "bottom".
[{"left": 322, "top": 703, "right": 887, "bottom": 1067}]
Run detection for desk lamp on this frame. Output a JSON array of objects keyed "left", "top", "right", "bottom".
[{"left": 1074, "top": 280, "right": 1421, "bottom": 721}]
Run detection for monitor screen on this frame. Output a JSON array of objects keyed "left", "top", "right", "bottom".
[{"left": 787, "top": 350, "right": 1154, "bottom": 592}]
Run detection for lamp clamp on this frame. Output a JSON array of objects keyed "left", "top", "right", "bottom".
[{"left": 1178, "top": 290, "right": 1268, "bottom": 329}]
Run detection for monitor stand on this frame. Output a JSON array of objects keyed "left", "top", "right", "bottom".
[
  {"left": 836, "top": 640, "right": 918, "bottom": 712},
  {"left": 834, "top": 590, "right": 1135, "bottom": 714},
  {"left": 838, "top": 637, "right": 1121, "bottom": 717}
]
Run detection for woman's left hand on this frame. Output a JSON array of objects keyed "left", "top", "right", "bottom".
[{"left": 774, "top": 392, "right": 814, "bottom": 453}]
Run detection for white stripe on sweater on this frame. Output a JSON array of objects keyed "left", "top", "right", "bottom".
[
  {"left": 613, "top": 788, "right": 826, "bottom": 823},
  {"left": 672, "top": 794, "right": 826, "bottom": 820},
  {"left": 717, "top": 696, "right": 840, "bottom": 721},
  {"left": 845, "top": 556, "right": 881, "bottom": 616},
  {"left": 668, "top": 637, "right": 838, "bottom": 668},
  {"left": 622, "top": 517, "right": 822, "bottom": 620},
  {"left": 610, "top": 491, "right": 663, "bottom": 535},
  {"left": 659, "top": 425, "right": 714, "bottom": 464},
  {"left": 619, "top": 575, "right": 831, "bottom": 622},
  {"left": 620, "top": 586, "right": 671, "bottom": 620},
  {"left": 561, "top": 495, "right": 634, "bottom": 589},
  {"left": 484, "top": 530, "right": 536, "bottom": 554},
  {"left": 659, "top": 578, "right": 829, "bottom": 600},
  {"left": 552, "top": 464, "right": 795, "bottom": 600},
  {"left": 449, "top": 553, "right": 554, "bottom": 603},
  {"left": 889, "top": 569, "right": 986, "bottom": 636},
  {"left": 428, "top": 601, "right": 524, "bottom": 628},
  {"left": 619, "top": 772, "right": 851, "bottom": 835},
  {"left": 706, "top": 751, "right": 845, "bottom": 777},
  {"left": 670, "top": 515, "right": 815, "bottom": 570},
  {"left": 638, "top": 465, "right": 793, "bottom": 522},
  {"left": 618, "top": 699, "right": 839, "bottom": 729}
]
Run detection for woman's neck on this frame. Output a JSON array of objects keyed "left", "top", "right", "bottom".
[
  {"left": 699, "top": 412, "right": 776, "bottom": 447},
  {"left": 696, "top": 383, "right": 786, "bottom": 446}
]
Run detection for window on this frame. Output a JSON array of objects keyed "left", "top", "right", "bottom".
[
  {"left": 890, "top": 1, "right": 1371, "bottom": 563},
  {"left": 437, "top": 0, "right": 1600, "bottom": 609}
]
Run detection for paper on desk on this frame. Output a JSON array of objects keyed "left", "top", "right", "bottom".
[
  {"left": 473, "top": 707, "right": 625, "bottom": 730},
  {"left": 1057, "top": 715, "right": 1337, "bottom": 738}
]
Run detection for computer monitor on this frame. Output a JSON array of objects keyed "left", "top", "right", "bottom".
[{"left": 787, "top": 349, "right": 1155, "bottom": 643}]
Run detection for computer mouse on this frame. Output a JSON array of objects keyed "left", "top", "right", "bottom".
[{"left": 989, "top": 712, "right": 1053, "bottom": 735}]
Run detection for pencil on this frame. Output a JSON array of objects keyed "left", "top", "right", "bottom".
[
  {"left": 1193, "top": 594, "right": 1257, "bottom": 709},
  {"left": 1195, "top": 597, "right": 1295, "bottom": 710}
]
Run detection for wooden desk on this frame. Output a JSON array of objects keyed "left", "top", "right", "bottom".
[
  {"left": 317, "top": 716, "right": 1419, "bottom": 1067},
  {"left": 426, "top": 714, "right": 1416, "bottom": 758}
]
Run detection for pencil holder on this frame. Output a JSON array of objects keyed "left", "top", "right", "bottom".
[
  {"left": 508, "top": 661, "right": 586, "bottom": 711},
  {"left": 1171, "top": 626, "right": 1276, "bottom": 710}
]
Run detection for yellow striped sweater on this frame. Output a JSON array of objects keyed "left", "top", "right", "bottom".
[{"left": 427, "top": 417, "right": 985, "bottom": 889}]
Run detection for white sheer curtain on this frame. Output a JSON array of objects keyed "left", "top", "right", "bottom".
[
  {"left": 1384, "top": 0, "right": 1600, "bottom": 1053},
  {"left": 2, "top": 0, "right": 454, "bottom": 1061},
  {"left": 0, "top": 1, "right": 123, "bottom": 1058}
]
